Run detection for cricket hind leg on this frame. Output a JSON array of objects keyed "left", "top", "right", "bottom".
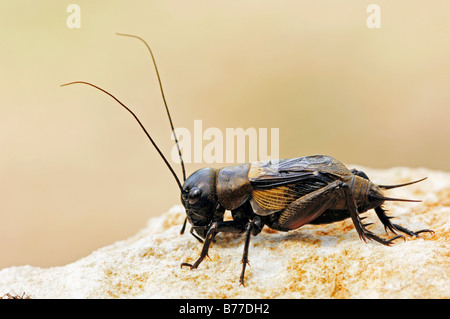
[
  {"left": 350, "top": 169, "right": 434, "bottom": 238},
  {"left": 268, "top": 180, "right": 343, "bottom": 231},
  {"left": 268, "top": 180, "right": 404, "bottom": 246},
  {"left": 340, "top": 182, "right": 405, "bottom": 245},
  {"left": 374, "top": 206, "right": 434, "bottom": 237}
]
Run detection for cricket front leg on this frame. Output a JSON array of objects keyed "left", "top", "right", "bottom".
[
  {"left": 239, "top": 216, "right": 263, "bottom": 286},
  {"left": 181, "top": 220, "right": 246, "bottom": 270},
  {"left": 181, "top": 222, "right": 217, "bottom": 270}
]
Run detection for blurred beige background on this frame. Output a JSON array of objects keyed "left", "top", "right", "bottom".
[{"left": 0, "top": 1, "right": 449, "bottom": 269}]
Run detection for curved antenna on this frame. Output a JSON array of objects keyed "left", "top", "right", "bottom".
[
  {"left": 116, "top": 32, "right": 186, "bottom": 182},
  {"left": 61, "top": 81, "right": 183, "bottom": 191}
]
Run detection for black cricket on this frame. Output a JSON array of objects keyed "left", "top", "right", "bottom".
[{"left": 62, "top": 34, "right": 434, "bottom": 286}]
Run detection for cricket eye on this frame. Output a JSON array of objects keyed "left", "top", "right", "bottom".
[{"left": 188, "top": 187, "right": 202, "bottom": 205}]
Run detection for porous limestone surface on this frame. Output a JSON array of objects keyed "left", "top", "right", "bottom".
[{"left": 1, "top": 166, "right": 449, "bottom": 298}]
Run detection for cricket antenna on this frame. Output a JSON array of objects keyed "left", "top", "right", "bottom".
[
  {"left": 60, "top": 81, "right": 183, "bottom": 191},
  {"left": 116, "top": 32, "right": 186, "bottom": 182}
]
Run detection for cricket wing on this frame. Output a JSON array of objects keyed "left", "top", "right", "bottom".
[{"left": 248, "top": 157, "right": 336, "bottom": 215}]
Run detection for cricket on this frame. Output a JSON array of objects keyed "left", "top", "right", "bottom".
[{"left": 62, "top": 33, "right": 434, "bottom": 286}]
